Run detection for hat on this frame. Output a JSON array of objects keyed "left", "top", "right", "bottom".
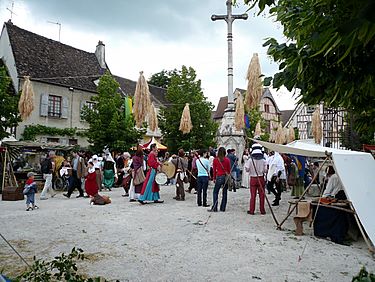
[
  {"left": 27, "top": 172, "right": 35, "bottom": 178},
  {"left": 92, "top": 154, "right": 98, "bottom": 160},
  {"left": 251, "top": 143, "right": 264, "bottom": 160}
]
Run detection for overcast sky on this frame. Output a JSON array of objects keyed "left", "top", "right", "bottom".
[{"left": 0, "top": 0, "right": 296, "bottom": 110}]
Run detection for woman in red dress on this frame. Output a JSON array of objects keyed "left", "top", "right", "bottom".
[{"left": 85, "top": 161, "right": 99, "bottom": 197}]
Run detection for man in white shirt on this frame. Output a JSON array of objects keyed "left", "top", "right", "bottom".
[
  {"left": 245, "top": 144, "right": 267, "bottom": 215},
  {"left": 322, "top": 166, "right": 345, "bottom": 199},
  {"left": 266, "top": 151, "right": 286, "bottom": 206}
]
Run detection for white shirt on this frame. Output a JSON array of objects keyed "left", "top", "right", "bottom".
[
  {"left": 323, "top": 174, "right": 344, "bottom": 197},
  {"left": 266, "top": 152, "right": 286, "bottom": 181},
  {"left": 244, "top": 157, "right": 267, "bottom": 177}
]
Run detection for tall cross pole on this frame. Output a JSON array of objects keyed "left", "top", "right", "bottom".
[{"left": 211, "top": 1, "right": 248, "bottom": 111}]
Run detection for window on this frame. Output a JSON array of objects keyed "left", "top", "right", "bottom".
[
  {"left": 264, "top": 104, "right": 270, "bottom": 113},
  {"left": 85, "top": 101, "right": 95, "bottom": 110},
  {"left": 48, "top": 95, "right": 62, "bottom": 117},
  {"left": 47, "top": 137, "right": 59, "bottom": 143},
  {"left": 69, "top": 139, "right": 78, "bottom": 145}
]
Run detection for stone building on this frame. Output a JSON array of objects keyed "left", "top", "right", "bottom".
[{"left": 0, "top": 21, "right": 166, "bottom": 146}]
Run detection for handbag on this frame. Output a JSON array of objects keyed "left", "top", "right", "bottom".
[
  {"left": 218, "top": 159, "right": 233, "bottom": 191},
  {"left": 133, "top": 167, "right": 146, "bottom": 185}
]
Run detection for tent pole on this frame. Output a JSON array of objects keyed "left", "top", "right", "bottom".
[
  {"left": 348, "top": 202, "right": 375, "bottom": 255},
  {"left": 250, "top": 156, "right": 279, "bottom": 226},
  {"left": 276, "top": 155, "right": 331, "bottom": 230},
  {"left": 1, "top": 149, "right": 7, "bottom": 192}
]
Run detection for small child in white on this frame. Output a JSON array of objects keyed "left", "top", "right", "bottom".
[{"left": 23, "top": 172, "right": 38, "bottom": 211}]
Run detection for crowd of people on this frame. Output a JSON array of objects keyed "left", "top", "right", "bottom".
[{"left": 22, "top": 141, "right": 345, "bottom": 214}]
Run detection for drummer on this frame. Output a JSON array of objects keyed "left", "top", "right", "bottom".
[{"left": 171, "top": 149, "right": 188, "bottom": 201}]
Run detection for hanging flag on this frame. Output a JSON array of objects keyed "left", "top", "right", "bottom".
[
  {"left": 244, "top": 114, "right": 250, "bottom": 129},
  {"left": 124, "top": 97, "right": 132, "bottom": 117}
]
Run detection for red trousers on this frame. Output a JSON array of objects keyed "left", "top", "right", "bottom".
[{"left": 249, "top": 176, "right": 265, "bottom": 214}]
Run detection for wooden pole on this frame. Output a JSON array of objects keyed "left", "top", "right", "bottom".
[
  {"left": 277, "top": 155, "right": 330, "bottom": 230},
  {"left": 1, "top": 149, "right": 7, "bottom": 193},
  {"left": 348, "top": 202, "right": 375, "bottom": 255}
]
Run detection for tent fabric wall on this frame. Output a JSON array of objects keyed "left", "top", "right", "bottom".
[{"left": 253, "top": 139, "right": 375, "bottom": 246}]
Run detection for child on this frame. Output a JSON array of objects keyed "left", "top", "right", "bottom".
[{"left": 23, "top": 172, "right": 38, "bottom": 211}]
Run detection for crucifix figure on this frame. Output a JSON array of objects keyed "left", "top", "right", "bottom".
[{"left": 211, "top": 0, "right": 248, "bottom": 111}]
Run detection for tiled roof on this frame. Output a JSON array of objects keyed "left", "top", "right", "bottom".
[
  {"left": 214, "top": 88, "right": 281, "bottom": 119},
  {"left": 3, "top": 22, "right": 168, "bottom": 105},
  {"left": 113, "top": 75, "right": 167, "bottom": 107},
  {"left": 5, "top": 21, "right": 104, "bottom": 92},
  {"left": 280, "top": 110, "right": 294, "bottom": 126},
  {"left": 213, "top": 96, "right": 228, "bottom": 120}
]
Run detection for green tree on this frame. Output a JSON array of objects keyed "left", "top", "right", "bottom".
[
  {"left": 245, "top": 108, "right": 270, "bottom": 143},
  {"left": 81, "top": 72, "right": 144, "bottom": 152},
  {"left": 148, "top": 69, "right": 177, "bottom": 88},
  {"left": 239, "top": 0, "right": 375, "bottom": 144},
  {"left": 0, "top": 66, "right": 20, "bottom": 140},
  {"left": 157, "top": 66, "right": 218, "bottom": 152}
]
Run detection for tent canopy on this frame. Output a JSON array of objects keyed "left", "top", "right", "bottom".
[
  {"left": 142, "top": 137, "right": 167, "bottom": 150},
  {"left": 254, "top": 139, "right": 375, "bottom": 246}
]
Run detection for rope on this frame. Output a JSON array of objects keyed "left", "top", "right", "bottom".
[{"left": 0, "top": 232, "right": 31, "bottom": 268}]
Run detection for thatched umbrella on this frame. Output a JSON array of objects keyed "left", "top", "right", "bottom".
[
  {"left": 245, "top": 53, "right": 263, "bottom": 110},
  {"left": 18, "top": 76, "right": 35, "bottom": 121},
  {"left": 287, "top": 127, "right": 295, "bottom": 143},
  {"left": 234, "top": 91, "right": 245, "bottom": 130},
  {"left": 133, "top": 71, "right": 152, "bottom": 127},
  {"left": 254, "top": 121, "right": 262, "bottom": 137},
  {"left": 312, "top": 106, "right": 322, "bottom": 144},
  {"left": 179, "top": 103, "right": 193, "bottom": 134},
  {"left": 275, "top": 122, "right": 286, "bottom": 144},
  {"left": 148, "top": 103, "right": 158, "bottom": 132}
]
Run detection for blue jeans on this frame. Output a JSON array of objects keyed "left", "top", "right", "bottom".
[
  {"left": 212, "top": 175, "right": 228, "bottom": 211},
  {"left": 197, "top": 176, "right": 209, "bottom": 206},
  {"left": 26, "top": 193, "right": 35, "bottom": 205}
]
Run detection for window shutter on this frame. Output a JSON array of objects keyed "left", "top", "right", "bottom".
[
  {"left": 40, "top": 93, "right": 49, "bottom": 116},
  {"left": 61, "top": 96, "right": 69, "bottom": 119}
]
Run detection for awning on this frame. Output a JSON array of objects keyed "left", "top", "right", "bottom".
[{"left": 142, "top": 137, "right": 167, "bottom": 150}]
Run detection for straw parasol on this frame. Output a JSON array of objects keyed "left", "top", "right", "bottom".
[
  {"left": 312, "top": 106, "right": 322, "bottom": 144},
  {"left": 234, "top": 91, "right": 245, "bottom": 130},
  {"left": 254, "top": 121, "right": 262, "bottom": 137},
  {"left": 287, "top": 127, "right": 295, "bottom": 143},
  {"left": 18, "top": 76, "right": 35, "bottom": 121},
  {"left": 245, "top": 53, "right": 263, "bottom": 110},
  {"left": 148, "top": 103, "right": 158, "bottom": 132},
  {"left": 133, "top": 71, "right": 152, "bottom": 127},
  {"left": 179, "top": 103, "right": 193, "bottom": 134},
  {"left": 275, "top": 122, "right": 286, "bottom": 144}
]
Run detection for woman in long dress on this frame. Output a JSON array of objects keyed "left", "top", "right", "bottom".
[
  {"left": 241, "top": 149, "right": 250, "bottom": 188},
  {"left": 129, "top": 146, "right": 145, "bottom": 202},
  {"left": 85, "top": 162, "right": 99, "bottom": 197}
]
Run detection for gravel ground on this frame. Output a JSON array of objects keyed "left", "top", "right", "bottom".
[{"left": 1, "top": 184, "right": 374, "bottom": 281}]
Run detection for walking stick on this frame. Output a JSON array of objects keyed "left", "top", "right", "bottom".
[
  {"left": 276, "top": 155, "right": 331, "bottom": 230},
  {"left": 250, "top": 156, "right": 280, "bottom": 226}
]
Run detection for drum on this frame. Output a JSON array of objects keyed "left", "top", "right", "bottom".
[
  {"left": 161, "top": 161, "right": 176, "bottom": 179},
  {"left": 155, "top": 172, "right": 168, "bottom": 185}
]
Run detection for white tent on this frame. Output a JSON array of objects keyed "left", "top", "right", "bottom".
[{"left": 254, "top": 139, "right": 375, "bottom": 247}]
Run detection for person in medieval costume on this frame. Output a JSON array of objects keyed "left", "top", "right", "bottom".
[
  {"left": 102, "top": 153, "right": 117, "bottom": 191},
  {"left": 129, "top": 146, "right": 145, "bottom": 202},
  {"left": 85, "top": 161, "right": 99, "bottom": 197},
  {"left": 171, "top": 149, "right": 188, "bottom": 201},
  {"left": 120, "top": 152, "right": 132, "bottom": 196},
  {"left": 290, "top": 155, "right": 305, "bottom": 198},
  {"left": 138, "top": 143, "right": 164, "bottom": 204},
  {"left": 241, "top": 148, "right": 250, "bottom": 188}
]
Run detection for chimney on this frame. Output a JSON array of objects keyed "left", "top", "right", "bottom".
[{"left": 95, "top": 40, "right": 106, "bottom": 69}]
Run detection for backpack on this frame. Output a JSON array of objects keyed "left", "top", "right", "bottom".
[{"left": 41, "top": 158, "right": 52, "bottom": 174}]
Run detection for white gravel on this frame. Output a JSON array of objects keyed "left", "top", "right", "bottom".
[{"left": 1, "top": 184, "right": 374, "bottom": 281}]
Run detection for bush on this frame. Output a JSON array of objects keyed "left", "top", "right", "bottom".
[
  {"left": 352, "top": 267, "right": 375, "bottom": 282},
  {"left": 4, "top": 248, "right": 117, "bottom": 282}
]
